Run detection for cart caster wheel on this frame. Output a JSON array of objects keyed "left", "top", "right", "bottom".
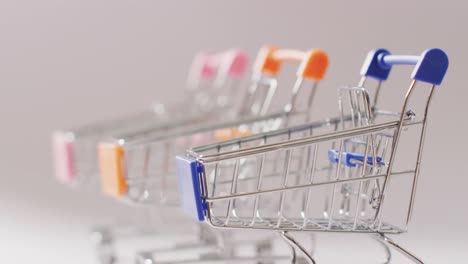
[
  {"left": 135, "top": 252, "right": 154, "bottom": 264},
  {"left": 91, "top": 227, "right": 116, "bottom": 264}
]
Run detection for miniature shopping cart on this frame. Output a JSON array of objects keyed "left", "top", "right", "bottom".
[
  {"left": 97, "top": 47, "right": 328, "bottom": 264},
  {"left": 176, "top": 48, "right": 449, "bottom": 264},
  {"left": 52, "top": 49, "right": 248, "bottom": 187}
]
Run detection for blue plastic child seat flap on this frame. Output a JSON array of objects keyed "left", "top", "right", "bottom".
[
  {"left": 176, "top": 155, "right": 206, "bottom": 222},
  {"left": 328, "top": 149, "right": 384, "bottom": 168}
]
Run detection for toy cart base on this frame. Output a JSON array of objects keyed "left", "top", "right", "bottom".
[{"left": 208, "top": 217, "right": 404, "bottom": 234}]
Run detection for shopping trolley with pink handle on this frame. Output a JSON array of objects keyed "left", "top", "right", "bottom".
[
  {"left": 52, "top": 49, "right": 249, "bottom": 264},
  {"left": 52, "top": 49, "right": 248, "bottom": 187},
  {"left": 177, "top": 48, "right": 448, "bottom": 264}
]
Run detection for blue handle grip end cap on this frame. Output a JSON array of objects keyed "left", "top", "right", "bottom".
[
  {"left": 360, "top": 48, "right": 449, "bottom": 85},
  {"left": 411, "top": 48, "right": 449, "bottom": 86},
  {"left": 360, "top": 49, "right": 392, "bottom": 81},
  {"left": 176, "top": 155, "right": 206, "bottom": 222}
]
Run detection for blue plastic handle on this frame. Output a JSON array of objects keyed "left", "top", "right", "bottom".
[
  {"left": 176, "top": 155, "right": 206, "bottom": 221},
  {"left": 328, "top": 149, "right": 385, "bottom": 168},
  {"left": 381, "top": 55, "right": 420, "bottom": 67},
  {"left": 360, "top": 48, "right": 449, "bottom": 85}
]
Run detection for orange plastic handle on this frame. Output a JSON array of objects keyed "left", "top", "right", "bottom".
[
  {"left": 254, "top": 46, "right": 329, "bottom": 80},
  {"left": 98, "top": 143, "right": 128, "bottom": 196},
  {"left": 214, "top": 128, "right": 252, "bottom": 141}
]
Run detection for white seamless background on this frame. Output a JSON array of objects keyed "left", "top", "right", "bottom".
[{"left": 0, "top": 0, "right": 466, "bottom": 263}]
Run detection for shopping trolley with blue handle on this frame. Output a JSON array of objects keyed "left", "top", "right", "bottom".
[{"left": 177, "top": 48, "right": 448, "bottom": 264}]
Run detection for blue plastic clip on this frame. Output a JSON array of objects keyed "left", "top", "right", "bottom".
[
  {"left": 176, "top": 155, "right": 206, "bottom": 221},
  {"left": 360, "top": 48, "right": 449, "bottom": 85},
  {"left": 328, "top": 149, "right": 385, "bottom": 168}
]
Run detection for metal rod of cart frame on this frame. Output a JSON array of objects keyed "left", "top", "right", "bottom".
[{"left": 177, "top": 48, "right": 448, "bottom": 264}]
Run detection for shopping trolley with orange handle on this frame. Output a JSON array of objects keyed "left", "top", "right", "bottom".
[{"left": 97, "top": 46, "right": 329, "bottom": 264}]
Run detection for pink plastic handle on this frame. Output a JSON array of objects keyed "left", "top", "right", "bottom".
[
  {"left": 175, "top": 133, "right": 210, "bottom": 146},
  {"left": 52, "top": 131, "right": 76, "bottom": 184},
  {"left": 195, "top": 49, "right": 248, "bottom": 80}
]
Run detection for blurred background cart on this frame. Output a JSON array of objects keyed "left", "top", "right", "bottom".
[
  {"left": 97, "top": 47, "right": 328, "bottom": 263},
  {"left": 52, "top": 49, "right": 248, "bottom": 187}
]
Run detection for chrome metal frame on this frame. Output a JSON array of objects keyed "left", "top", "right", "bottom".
[{"left": 183, "top": 76, "right": 439, "bottom": 263}]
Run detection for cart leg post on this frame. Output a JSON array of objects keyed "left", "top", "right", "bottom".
[
  {"left": 91, "top": 226, "right": 116, "bottom": 264},
  {"left": 371, "top": 234, "right": 392, "bottom": 264},
  {"left": 280, "top": 231, "right": 317, "bottom": 264},
  {"left": 309, "top": 233, "right": 317, "bottom": 257},
  {"left": 255, "top": 238, "right": 274, "bottom": 264},
  {"left": 376, "top": 234, "right": 424, "bottom": 264}
]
